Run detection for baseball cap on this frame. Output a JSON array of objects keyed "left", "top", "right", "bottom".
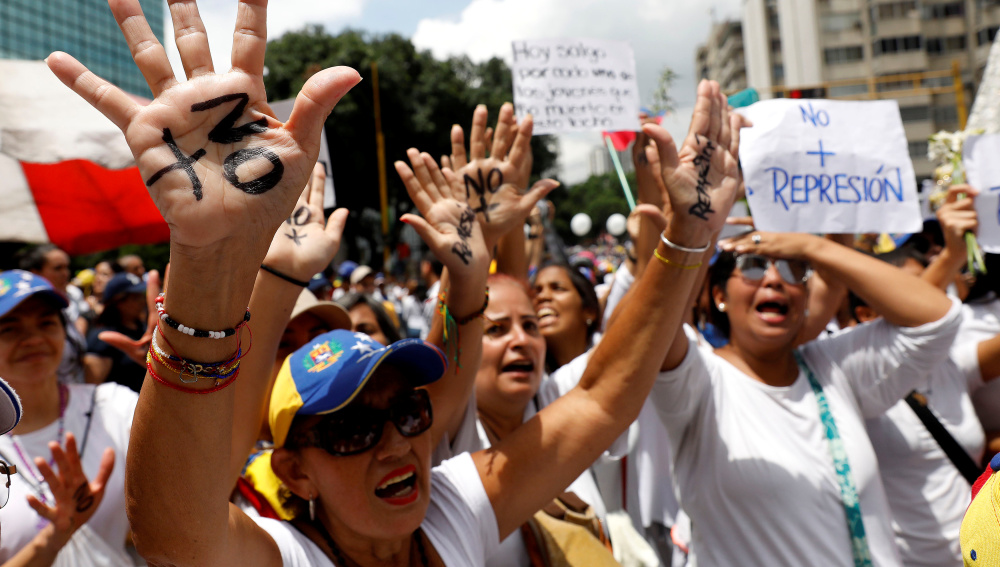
[
  {"left": 0, "top": 377, "right": 22, "bottom": 435},
  {"left": 289, "top": 289, "right": 351, "bottom": 331},
  {"left": 269, "top": 330, "right": 447, "bottom": 447},
  {"left": 103, "top": 272, "right": 145, "bottom": 303},
  {"left": 961, "top": 452, "right": 1000, "bottom": 565},
  {"left": 0, "top": 270, "right": 69, "bottom": 319},
  {"left": 337, "top": 261, "right": 359, "bottom": 280},
  {"left": 349, "top": 265, "right": 374, "bottom": 286}
]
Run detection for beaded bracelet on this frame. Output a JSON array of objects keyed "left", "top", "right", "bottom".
[
  {"left": 149, "top": 331, "right": 241, "bottom": 383},
  {"left": 145, "top": 323, "right": 252, "bottom": 393},
  {"left": 155, "top": 294, "right": 250, "bottom": 338}
]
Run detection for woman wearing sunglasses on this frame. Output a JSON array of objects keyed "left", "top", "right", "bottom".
[
  {"left": 647, "top": 229, "right": 961, "bottom": 566},
  {"left": 45, "top": 1, "right": 742, "bottom": 563}
]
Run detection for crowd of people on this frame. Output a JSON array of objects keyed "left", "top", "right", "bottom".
[{"left": 1, "top": 1, "right": 1000, "bottom": 566}]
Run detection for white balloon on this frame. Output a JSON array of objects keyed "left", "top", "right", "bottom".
[
  {"left": 570, "top": 213, "right": 592, "bottom": 236},
  {"left": 606, "top": 213, "right": 627, "bottom": 236}
]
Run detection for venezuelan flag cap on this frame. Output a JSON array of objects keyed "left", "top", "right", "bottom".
[
  {"left": 0, "top": 270, "right": 68, "bottom": 319},
  {"left": 962, "top": 452, "right": 1000, "bottom": 565},
  {"left": 269, "top": 330, "right": 447, "bottom": 448}
]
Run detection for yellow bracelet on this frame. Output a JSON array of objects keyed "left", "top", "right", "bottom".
[{"left": 653, "top": 248, "right": 702, "bottom": 270}]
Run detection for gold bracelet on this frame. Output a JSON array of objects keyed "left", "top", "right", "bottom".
[{"left": 653, "top": 248, "right": 702, "bottom": 270}]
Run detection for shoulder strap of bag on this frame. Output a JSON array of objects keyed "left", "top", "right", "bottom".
[{"left": 904, "top": 390, "right": 982, "bottom": 484}]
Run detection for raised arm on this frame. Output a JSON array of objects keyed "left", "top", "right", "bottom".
[
  {"left": 47, "top": 1, "right": 360, "bottom": 565},
  {"left": 922, "top": 184, "right": 978, "bottom": 294},
  {"left": 721, "top": 232, "right": 952, "bottom": 328},
  {"left": 395, "top": 104, "right": 556, "bottom": 449},
  {"left": 476, "top": 80, "right": 742, "bottom": 539}
]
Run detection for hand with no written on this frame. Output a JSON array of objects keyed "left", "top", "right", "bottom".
[{"left": 45, "top": 0, "right": 360, "bottom": 258}]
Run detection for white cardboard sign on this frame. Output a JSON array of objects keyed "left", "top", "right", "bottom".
[
  {"left": 738, "top": 99, "right": 922, "bottom": 234},
  {"left": 511, "top": 38, "right": 641, "bottom": 135},
  {"left": 270, "top": 98, "right": 336, "bottom": 209},
  {"left": 962, "top": 133, "right": 1000, "bottom": 253}
]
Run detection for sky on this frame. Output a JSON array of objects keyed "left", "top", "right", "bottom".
[{"left": 162, "top": 0, "right": 742, "bottom": 184}]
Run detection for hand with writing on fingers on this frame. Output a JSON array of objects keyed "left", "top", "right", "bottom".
[
  {"left": 641, "top": 80, "right": 743, "bottom": 246},
  {"left": 937, "top": 184, "right": 980, "bottom": 258},
  {"left": 97, "top": 269, "right": 162, "bottom": 365},
  {"left": 263, "top": 163, "right": 349, "bottom": 282},
  {"left": 45, "top": 0, "right": 360, "bottom": 262},
  {"left": 450, "top": 103, "right": 557, "bottom": 247},
  {"left": 396, "top": 151, "right": 491, "bottom": 279},
  {"left": 26, "top": 433, "right": 115, "bottom": 547}
]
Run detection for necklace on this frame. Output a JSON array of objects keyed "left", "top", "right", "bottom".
[
  {"left": 314, "top": 518, "right": 429, "bottom": 567},
  {"left": 10, "top": 384, "right": 68, "bottom": 507}
]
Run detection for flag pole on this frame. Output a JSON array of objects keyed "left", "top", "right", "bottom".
[
  {"left": 372, "top": 60, "right": 390, "bottom": 270},
  {"left": 604, "top": 135, "right": 636, "bottom": 211}
]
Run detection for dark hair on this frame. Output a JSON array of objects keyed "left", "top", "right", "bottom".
[
  {"left": 534, "top": 263, "right": 602, "bottom": 337},
  {"left": 707, "top": 251, "right": 737, "bottom": 339},
  {"left": 335, "top": 292, "right": 402, "bottom": 343},
  {"left": 422, "top": 253, "right": 444, "bottom": 277},
  {"left": 966, "top": 253, "right": 1000, "bottom": 303},
  {"left": 17, "top": 244, "right": 61, "bottom": 273}
]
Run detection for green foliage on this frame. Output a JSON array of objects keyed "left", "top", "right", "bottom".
[
  {"left": 650, "top": 67, "right": 677, "bottom": 115},
  {"left": 548, "top": 171, "right": 634, "bottom": 245},
  {"left": 263, "top": 26, "right": 558, "bottom": 261}
]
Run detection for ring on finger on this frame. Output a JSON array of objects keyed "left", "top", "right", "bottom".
[{"left": 752, "top": 234, "right": 762, "bottom": 245}]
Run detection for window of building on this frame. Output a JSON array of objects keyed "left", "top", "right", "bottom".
[
  {"left": 822, "top": 12, "right": 863, "bottom": 33},
  {"left": 933, "top": 105, "right": 959, "bottom": 124},
  {"left": 829, "top": 83, "right": 870, "bottom": 97},
  {"left": 770, "top": 38, "right": 782, "bottom": 52},
  {"left": 927, "top": 35, "right": 968, "bottom": 54},
  {"left": 978, "top": 26, "right": 1000, "bottom": 46},
  {"left": 824, "top": 45, "right": 865, "bottom": 64},
  {"left": 876, "top": 1, "right": 917, "bottom": 20},
  {"left": 899, "top": 106, "right": 930, "bottom": 122},
  {"left": 925, "top": 2, "right": 965, "bottom": 18},
  {"left": 772, "top": 64, "right": 784, "bottom": 82},
  {"left": 873, "top": 35, "right": 923, "bottom": 55},
  {"left": 908, "top": 140, "right": 929, "bottom": 157}
]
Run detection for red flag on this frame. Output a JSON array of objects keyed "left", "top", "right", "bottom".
[{"left": 602, "top": 131, "right": 637, "bottom": 151}]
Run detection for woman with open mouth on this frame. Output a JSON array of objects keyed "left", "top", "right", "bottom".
[
  {"left": 647, "top": 231, "right": 962, "bottom": 566},
  {"left": 532, "top": 264, "right": 601, "bottom": 374},
  {"left": 48, "top": 1, "right": 745, "bottom": 563}
]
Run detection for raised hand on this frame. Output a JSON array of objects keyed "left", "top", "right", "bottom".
[
  {"left": 937, "top": 184, "right": 979, "bottom": 257},
  {"left": 449, "top": 104, "right": 557, "bottom": 246},
  {"left": 97, "top": 269, "right": 162, "bottom": 365},
  {"left": 642, "top": 80, "right": 742, "bottom": 246},
  {"left": 45, "top": 0, "right": 360, "bottom": 258},
  {"left": 263, "top": 163, "right": 349, "bottom": 281},
  {"left": 396, "top": 150, "right": 490, "bottom": 277},
  {"left": 26, "top": 433, "right": 115, "bottom": 541}
]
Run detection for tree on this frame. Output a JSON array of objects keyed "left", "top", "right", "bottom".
[
  {"left": 547, "top": 171, "right": 634, "bottom": 245},
  {"left": 650, "top": 67, "right": 678, "bottom": 115},
  {"left": 263, "top": 26, "right": 558, "bottom": 265}
]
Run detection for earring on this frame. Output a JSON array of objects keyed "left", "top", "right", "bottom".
[
  {"left": 717, "top": 303, "right": 726, "bottom": 312},
  {"left": 309, "top": 493, "right": 316, "bottom": 522},
  {"left": 586, "top": 318, "right": 594, "bottom": 326}
]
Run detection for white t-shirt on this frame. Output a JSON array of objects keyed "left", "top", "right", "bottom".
[
  {"left": 433, "top": 350, "right": 613, "bottom": 567},
  {"left": 652, "top": 302, "right": 961, "bottom": 567},
  {"left": 0, "top": 383, "right": 138, "bottom": 563},
  {"left": 865, "top": 339, "right": 984, "bottom": 567},
  {"left": 253, "top": 452, "right": 498, "bottom": 566},
  {"left": 956, "top": 300, "right": 1000, "bottom": 430}
]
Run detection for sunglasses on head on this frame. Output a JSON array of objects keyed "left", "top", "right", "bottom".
[
  {"left": 734, "top": 254, "right": 812, "bottom": 285},
  {"left": 288, "top": 389, "right": 433, "bottom": 457}
]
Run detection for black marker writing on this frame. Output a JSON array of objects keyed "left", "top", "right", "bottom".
[
  {"left": 689, "top": 135, "right": 715, "bottom": 221},
  {"left": 73, "top": 482, "right": 94, "bottom": 514},
  {"left": 289, "top": 206, "right": 312, "bottom": 226},
  {"left": 223, "top": 147, "right": 285, "bottom": 195},
  {"left": 451, "top": 204, "right": 476, "bottom": 265},
  {"left": 191, "top": 93, "right": 268, "bottom": 144},
  {"left": 145, "top": 129, "right": 207, "bottom": 199},
  {"left": 463, "top": 168, "right": 502, "bottom": 222}
]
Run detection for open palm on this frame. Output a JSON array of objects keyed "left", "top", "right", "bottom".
[{"left": 45, "top": 0, "right": 360, "bottom": 256}]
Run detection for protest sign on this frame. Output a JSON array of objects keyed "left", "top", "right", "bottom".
[
  {"left": 738, "top": 99, "right": 922, "bottom": 234},
  {"left": 511, "top": 39, "right": 640, "bottom": 135},
  {"left": 270, "top": 99, "right": 336, "bottom": 209},
  {"left": 962, "top": 133, "right": 1000, "bottom": 253}
]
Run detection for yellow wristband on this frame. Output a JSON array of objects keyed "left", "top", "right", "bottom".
[{"left": 653, "top": 248, "right": 702, "bottom": 270}]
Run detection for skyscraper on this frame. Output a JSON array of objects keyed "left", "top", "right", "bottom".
[{"left": 0, "top": 0, "right": 164, "bottom": 97}]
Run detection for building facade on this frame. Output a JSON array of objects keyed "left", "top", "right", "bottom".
[
  {"left": 738, "top": 0, "right": 1000, "bottom": 179},
  {"left": 696, "top": 20, "right": 749, "bottom": 93},
  {"left": 0, "top": 0, "right": 164, "bottom": 97}
]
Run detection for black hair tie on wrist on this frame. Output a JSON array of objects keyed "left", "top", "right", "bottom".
[{"left": 260, "top": 264, "right": 310, "bottom": 287}]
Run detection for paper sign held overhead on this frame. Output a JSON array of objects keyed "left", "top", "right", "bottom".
[
  {"left": 962, "top": 134, "right": 1000, "bottom": 253},
  {"left": 511, "top": 39, "right": 641, "bottom": 135},
  {"left": 738, "top": 99, "right": 922, "bottom": 234}
]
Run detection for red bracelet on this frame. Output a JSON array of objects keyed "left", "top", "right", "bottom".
[{"left": 147, "top": 359, "right": 239, "bottom": 394}]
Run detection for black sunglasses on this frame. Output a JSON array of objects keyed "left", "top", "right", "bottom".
[
  {"left": 289, "top": 389, "right": 433, "bottom": 456},
  {"left": 734, "top": 254, "right": 812, "bottom": 285}
]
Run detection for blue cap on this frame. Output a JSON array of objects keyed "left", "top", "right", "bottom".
[
  {"left": 337, "top": 261, "right": 359, "bottom": 280},
  {"left": 0, "top": 270, "right": 69, "bottom": 319},
  {"left": 269, "top": 330, "right": 447, "bottom": 447},
  {"left": 103, "top": 272, "right": 146, "bottom": 303}
]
